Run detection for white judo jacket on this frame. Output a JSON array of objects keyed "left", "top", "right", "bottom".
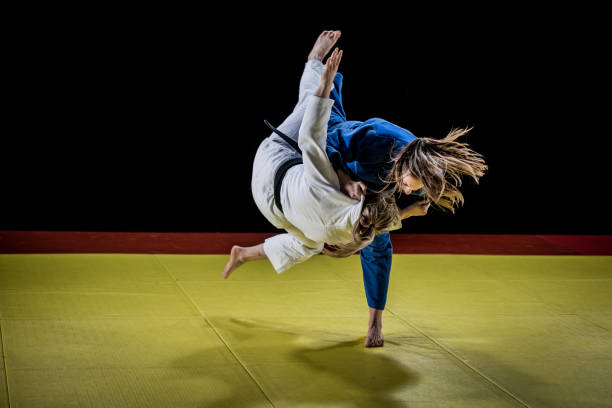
[{"left": 251, "top": 60, "right": 364, "bottom": 273}]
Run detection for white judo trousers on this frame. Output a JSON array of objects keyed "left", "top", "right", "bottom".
[{"left": 251, "top": 59, "right": 365, "bottom": 274}]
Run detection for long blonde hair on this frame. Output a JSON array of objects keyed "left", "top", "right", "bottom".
[
  {"left": 383, "top": 127, "right": 487, "bottom": 212},
  {"left": 322, "top": 193, "right": 400, "bottom": 258}
]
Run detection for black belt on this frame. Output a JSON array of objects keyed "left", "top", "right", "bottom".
[{"left": 264, "top": 120, "right": 303, "bottom": 213}]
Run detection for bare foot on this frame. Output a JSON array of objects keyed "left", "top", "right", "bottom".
[
  {"left": 365, "top": 326, "right": 385, "bottom": 347},
  {"left": 222, "top": 245, "right": 244, "bottom": 279},
  {"left": 308, "top": 30, "right": 341, "bottom": 62}
]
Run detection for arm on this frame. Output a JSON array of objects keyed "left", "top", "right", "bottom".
[
  {"left": 400, "top": 199, "right": 431, "bottom": 220},
  {"left": 313, "top": 47, "right": 342, "bottom": 99}
]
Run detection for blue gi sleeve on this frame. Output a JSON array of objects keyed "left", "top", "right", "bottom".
[{"left": 326, "top": 142, "right": 353, "bottom": 177}]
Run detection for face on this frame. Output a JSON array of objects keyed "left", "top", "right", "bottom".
[{"left": 400, "top": 173, "right": 424, "bottom": 195}]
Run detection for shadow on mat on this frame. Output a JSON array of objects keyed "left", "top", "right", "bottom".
[{"left": 172, "top": 317, "right": 421, "bottom": 407}]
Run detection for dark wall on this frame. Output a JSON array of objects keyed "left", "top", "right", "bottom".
[{"left": 2, "top": 9, "right": 609, "bottom": 233}]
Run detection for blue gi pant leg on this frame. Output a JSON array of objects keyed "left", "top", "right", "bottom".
[
  {"left": 326, "top": 71, "right": 395, "bottom": 310},
  {"left": 360, "top": 232, "right": 393, "bottom": 310},
  {"left": 329, "top": 72, "right": 347, "bottom": 127}
]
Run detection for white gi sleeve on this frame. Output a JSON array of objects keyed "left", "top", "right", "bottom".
[
  {"left": 298, "top": 95, "right": 338, "bottom": 187},
  {"left": 263, "top": 233, "right": 324, "bottom": 274}
]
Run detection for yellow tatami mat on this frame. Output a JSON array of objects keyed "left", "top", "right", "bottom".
[{"left": 1, "top": 254, "right": 611, "bottom": 407}]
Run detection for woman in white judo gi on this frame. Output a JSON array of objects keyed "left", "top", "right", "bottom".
[{"left": 223, "top": 31, "right": 404, "bottom": 278}]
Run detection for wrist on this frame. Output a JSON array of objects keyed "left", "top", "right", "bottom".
[
  {"left": 336, "top": 168, "right": 350, "bottom": 185},
  {"left": 400, "top": 207, "right": 413, "bottom": 219},
  {"left": 313, "top": 84, "right": 332, "bottom": 98}
]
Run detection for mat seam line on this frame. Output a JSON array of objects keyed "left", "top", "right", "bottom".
[
  {"left": 387, "top": 310, "right": 531, "bottom": 408},
  {"left": 501, "top": 278, "right": 612, "bottom": 335},
  {"left": 340, "top": 277, "right": 531, "bottom": 408},
  {"left": 0, "top": 320, "right": 12, "bottom": 408},
  {"left": 573, "top": 314, "right": 612, "bottom": 334},
  {"left": 152, "top": 255, "right": 275, "bottom": 408}
]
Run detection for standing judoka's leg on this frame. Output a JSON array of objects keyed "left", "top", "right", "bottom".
[
  {"left": 360, "top": 232, "right": 393, "bottom": 347},
  {"left": 276, "top": 30, "right": 341, "bottom": 142}
]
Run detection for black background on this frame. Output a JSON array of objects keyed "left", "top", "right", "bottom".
[{"left": 2, "top": 7, "right": 609, "bottom": 234}]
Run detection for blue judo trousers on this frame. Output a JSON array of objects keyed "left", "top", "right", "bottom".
[{"left": 325, "top": 72, "right": 417, "bottom": 310}]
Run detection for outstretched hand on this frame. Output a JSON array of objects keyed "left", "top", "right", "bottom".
[
  {"left": 314, "top": 47, "right": 343, "bottom": 98},
  {"left": 322, "top": 48, "right": 343, "bottom": 88},
  {"left": 401, "top": 199, "right": 431, "bottom": 219}
]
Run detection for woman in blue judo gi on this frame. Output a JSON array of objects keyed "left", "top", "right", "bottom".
[{"left": 323, "top": 61, "right": 488, "bottom": 347}]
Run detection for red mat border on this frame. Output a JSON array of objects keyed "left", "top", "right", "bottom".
[{"left": 1, "top": 231, "right": 611, "bottom": 255}]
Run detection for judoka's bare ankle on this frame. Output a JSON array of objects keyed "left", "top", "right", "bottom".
[
  {"left": 368, "top": 308, "right": 383, "bottom": 329},
  {"left": 239, "top": 243, "right": 266, "bottom": 263},
  {"left": 235, "top": 247, "right": 247, "bottom": 263}
]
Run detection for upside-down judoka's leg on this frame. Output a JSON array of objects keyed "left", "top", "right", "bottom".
[
  {"left": 275, "top": 31, "right": 340, "bottom": 143},
  {"left": 329, "top": 72, "right": 347, "bottom": 127}
]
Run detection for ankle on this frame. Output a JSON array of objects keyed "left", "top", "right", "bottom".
[{"left": 233, "top": 246, "right": 245, "bottom": 263}]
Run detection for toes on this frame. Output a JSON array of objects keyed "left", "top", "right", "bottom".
[{"left": 322, "top": 30, "right": 340, "bottom": 39}]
